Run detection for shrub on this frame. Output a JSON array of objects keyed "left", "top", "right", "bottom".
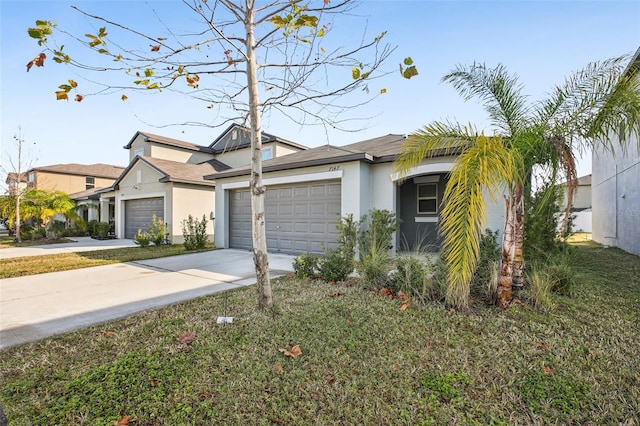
[
  {"left": 318, "top": 248, "right": 353, "bottom": 283},
  {"left": 526, "top": 268, "right": 555, "bottom": 312},
  {"left": 95, "top": 222, "right": 110, "bottom": 239},
  {"left": 47, "top": 220, "right": 67, "bottom": 239},
  {"left": 358, "top": 242, "right": 392, "bottom": 290},
  {"left": 359, "top": 209, "right": 399, "bottom": 258},
  {"left": 133, "top": 229, "right": 151, "bottom": 247},
  {"left": 336, "top": 214, "right": 359, "bottom": 260},
  {"left": 390, "top": 254, "right": 447, "bottom": 302},
  {"left": 87, "top": 220, "right": 99, "bottom": 237},
  {"left": 181, "top": 214, "right": 208, "bottom": 250},
  {"left": 546, "top": 256, "right": 576, "bottom": 297},
  {"left": 292, "top": 253, "right": 319, "bottom": 279},
  {"left": 148, "top": 214, "right": 168, "bottom": 245}
]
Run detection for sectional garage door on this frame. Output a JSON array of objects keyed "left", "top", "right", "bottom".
[
  {"left": 124, "top": 197, "right": 164, "bottom": 239},
  {"left": 229, "top": 180, "right": 341, "bottom": 255}
]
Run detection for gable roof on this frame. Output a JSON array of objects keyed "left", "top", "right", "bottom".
[
  {"left": 69, "top": 187, "right": 104, "bottom": 200},
  {"left": 123, "top": 131, "right": 215, "bottom": 154},
  {"left": 30, "top": 163, "right": 125, "bottom": 179},
  {"left": 209, "top": 124, "right": 308, "bottom": 153},
  {"left": 113, "top": 156, "right": 230, "bottom": 189},
  {"left": 205, "top": 134, "right": 420, "bottom": 180}
]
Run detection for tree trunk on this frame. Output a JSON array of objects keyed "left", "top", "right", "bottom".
[
  {"left": 497, "top": 192, "right": 516, "bottom": 308},
  {"left": 15, "top": 194, "right": 21, "bottom": 243},
  {"left": 245, "top": 2, "right": 273, "bottom": 310},
  {"left": 512, "top": 182, "right": 525, "bottom": 289}
]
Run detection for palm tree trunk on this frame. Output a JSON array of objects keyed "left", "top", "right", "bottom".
[
  {"left": 245, "top": 1, "right": 273, "bottom": 310},
  {"left": 513, "top": 182, "right": 525, "bottom": 289},
  {"left": 497, "top": 192, "right": 516, "bottom": 308}
]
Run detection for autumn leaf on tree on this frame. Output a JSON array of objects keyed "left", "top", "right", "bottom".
[
  {"left": 151, "top": 45, "right": 160, "bottom": 52},
  {"left": 177, "top": 332, "right": 196, "bottom": 345},
  {"left": 279, "top": 344, "right": 302, "bottom": 358},
  {"left": 26, "top": 52, "right": 46, "bottom": 71},
  {"left": 75, "top": 94, "right": 84, "bottom": 102}
]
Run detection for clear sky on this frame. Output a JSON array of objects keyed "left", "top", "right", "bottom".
[{"left": 1, "top": 0, "right": 639, "bottom": 181}]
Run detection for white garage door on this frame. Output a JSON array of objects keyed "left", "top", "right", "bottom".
[
  {"left": 229, "top": 180, "right": 341, "bottom": 255},
  {"left": 124, "top": 197, "right": 164, "bottom": 239}
]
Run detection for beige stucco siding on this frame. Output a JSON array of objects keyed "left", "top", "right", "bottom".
[
  {"left": 34, "top": 172, "right": 115, "bottom": 194},
  {"left": 273, "top": 143, "right": 302, "bottom": 158},
  {"left": 149, "top": 144, "right": 214, "bottom": 164},
  {"left": 171, "top": 183, "right": 215, "bottom": 244},
  {"left": 128, "top": 137, "right": 149, "bottom": 162},
  {"left": 214, "top": 148, "right": 253, "bottom": 168},
  {"left": 115, "top": 161, "right": 168, "bottom": 239}
]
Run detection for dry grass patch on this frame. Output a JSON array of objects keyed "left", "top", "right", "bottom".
[
  {"left": 0, "top": 244, "right": 215, "bottom": 279},
  {"left": 0, "top": 242, "right": 638, "bottom": 424}
]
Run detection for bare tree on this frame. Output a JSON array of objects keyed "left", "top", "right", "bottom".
[
  {"left": 26, "top": 0, "right": 417, "bottom": 310},
  {"left": 1, "top": 128, "right": 38, "bottom": 243}
]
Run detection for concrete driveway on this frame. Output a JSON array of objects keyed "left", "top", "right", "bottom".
[
  {"left": 0, "top": 249, "right": 295, "bottom": 350},
  {"left": 0, "top": 236, "right": 137, "bottom": 259}
]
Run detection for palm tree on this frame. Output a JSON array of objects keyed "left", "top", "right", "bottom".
[{"left": 395, "top": 56, "right": 640, "bottom": 309}]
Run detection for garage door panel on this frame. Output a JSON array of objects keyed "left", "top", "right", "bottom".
[
  {"left": 229, "top": 180, "right": 341, "bottom": 254},
  {"left": 124, "top": 197, "right": 164, "bottom": 239}
]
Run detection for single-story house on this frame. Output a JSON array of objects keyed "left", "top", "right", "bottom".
[
  {"left": 206, "top": 134, "right": 505, "bottom": 255},
  {"left": 100, "top": 125, "right": 307, "bottom": 242}
]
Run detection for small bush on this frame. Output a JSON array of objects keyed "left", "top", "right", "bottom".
[
  {"left": 47, "top": 220, "right": 67, "bottom": 239},
  {"left": 318, "top": 248, "right": 353, "bottom": 283},
  {"left": 547, "top": 258, "right": 576, "bottom": 297},
  {"left": 133, "top": 229, "right": 151, "bottom": 247},
  {"left": 95, "top": 222, "right": 110, "bottom": 239},
  {"left": 148, "top": 214, "right": 168, "bottom": 246},
  {"left": 526, "top": 268, "right": 555, "bottom": 312},
  {"left": 336, "top": 214, "right": 360, "bottom": 260},
  {"left": 181, "top": 214, "right": 208, "bottom": 250},
  {"left": 358, "top": 243, "right": 392, "bottom": 290},
  {"left": 359, "top": 209, "right": 399, "bottom": 258},
  {"left": 292, "top": 253, "right": 319, "bottom": 279},
  {"left": 87, "top": 220, "right": 99, "bottom": 237}
]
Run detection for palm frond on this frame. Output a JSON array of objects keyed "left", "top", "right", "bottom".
[
  {"left": 443, "top": 63, "right": 529, "bottom": 135},
  {"left": 394, "top": 121, "right": 477, "bottom": 177},
  {"left": 439, "top": 135, "right": 515, "bottom": 309}
]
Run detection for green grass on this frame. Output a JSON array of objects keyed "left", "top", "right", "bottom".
[
  {"left": 1, "top": 242, "right": 639, "bottom": 424},
  {"left": 0, "top": 244, "right": 216, "bottom": 279}
]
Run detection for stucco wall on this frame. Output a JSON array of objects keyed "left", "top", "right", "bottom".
[
  {"left": 149, "top": 144, "right": 214, "bottom": 164},
  {"left": 592, "top": 130, "right": 640, "bottom": 255},
  {"left": 115, "top": 162, "right": 167, "bottom": 239},
  {"left": 171, "top": 183, "right": 215, "bottom": 244},
  {"left": 128, "top": 137, "right": 149, "bottom": 162},
  {"left": 35, "top": 172, "right": 115, "bottom": 194}
]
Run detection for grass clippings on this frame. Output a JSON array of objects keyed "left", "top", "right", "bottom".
[
  {"left": 0, "top": 244, "right": 215, "bottom": 279},
  {"left": 0, "top": 242, "right": 639, "bottom": 425}
]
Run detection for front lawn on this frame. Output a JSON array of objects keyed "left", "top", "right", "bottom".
[
  {"left": 0, "top": 244, "right": 216, "bottom": 279},
  {"left": 0, "top": 242, "right": 638, "bottom": 424}
]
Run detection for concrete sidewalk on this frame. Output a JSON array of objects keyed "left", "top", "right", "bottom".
[
  {"left": 0, "top": 237, "right": 137, "bottom": 259},
  {"left": 0, "top": 249, "right": 295, "bottom": 350}
]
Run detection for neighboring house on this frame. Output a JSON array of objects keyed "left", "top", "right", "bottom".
[
  {"left": 559, "top": 174, "right": 592, "bottom": 233},
  {"left": 5, "top": 163, "right": 124, "bottom": 223},
  {"left": 592, "top": 48, "right": 640, "bottom": 256},
  {"left": 207, "top": 134, "right": 505, "bottom": 255},
  {"left": 100, "top": 125, "right": 306, "bottom": 242}
]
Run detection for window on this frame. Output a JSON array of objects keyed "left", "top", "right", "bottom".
[
  {"left": 27, "top": 172, "right": 35, "bottom": 182},
  {"left": 85, "top": 176, "right": 95, "bottom": 190},
  {"left": 261, "top": 146, "right": 273, "bottom": 161},
  {"left": 134, "top": 149, "right": 144, "bottom": 157},
  {"left": 417, "top": 183, "right": 437, "bottom": 214}
]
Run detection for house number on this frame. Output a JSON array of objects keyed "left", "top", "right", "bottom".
[{"left": 328, "top": 166, "right": 341, "bottom": 171}]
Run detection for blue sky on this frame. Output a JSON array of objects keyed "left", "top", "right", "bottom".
[{"left": 1, "top": 0, "right": 639, "bottom": 180}]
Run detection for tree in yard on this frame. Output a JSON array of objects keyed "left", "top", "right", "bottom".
[
  {"left": 26, "top": 1, "right": 417, "bottom": 310},
  {"left": 395, "top": 58, "right": 640, "bottom": 309},
  {"left": 0, "top": 129, "right": 38, "bottom": 243}
]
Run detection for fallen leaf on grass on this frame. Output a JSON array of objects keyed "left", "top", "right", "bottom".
[
  {"left": 177, "top": 332, "right": 196, "bottom": 345},
  {"left": 150, "top": 379, "right": 158, "bottom": 387},
  {"left": 116, "top": 415, "right": 134, "bottom": 425},
  {"left": 535, "top": 342, "right": 549, "bottom": 350},
  {"left": 330, "top": 291, "right": 342, "bottom": 297},
  {"left": 270, "top": 417, "right": 285, "bottom": 425},
  {"left": 379, "top": 287, "right": 394, "bottom": 298},
  {"left": 279, "top": 345, "right": 302, "bottom": 358},
  {"left": 325, "top": 376, "right": 335, "bottom": 383},
  {"left": 273, "top": 364, "right": 283, "bottom": 372},
  {"left": 105, "top": 331, "right": 115, "bottom": 337},
  {"left": 543, "top": 366, "right": 553, "bottom": 376},
  {"left": 398, "top": 291, "right": 410, "bottom": 302},
  {"left": 400, "top": 303, "right": 408, "bottom": 311}
]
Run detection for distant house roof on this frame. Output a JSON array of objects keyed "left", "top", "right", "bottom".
[
  {"left": 123, "top": 131, "right": 215, "bottom": 154},
  {"left": 209, "top": 124, "right": 308, "bottom": 154},
  {"left": 205, "top": 134, "right": 455, "bottom": 180},
  {"left": 5, "top": 172, "right": 28, "bottom": 185},
  {"left": 577, "top": 174, "right": 591, "bottom": 186},
  {"left": 69, "top": 187, "right": 105, "bottom": 200},
  {"left": 113, "top": 156, "right": 231, "bottom": 189},
  {"left": 30, "top": 163, "right": 125, "bottom": 179}
]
